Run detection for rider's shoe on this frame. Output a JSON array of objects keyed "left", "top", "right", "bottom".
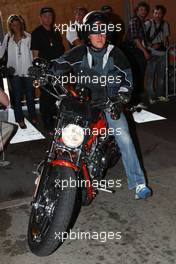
[{"left": 135, "top": 184, "right": 152, "bottom": 200}]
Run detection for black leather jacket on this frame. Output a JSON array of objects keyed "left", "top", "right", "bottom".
[{"left": 51, "top": 44, "right": 133, "bottom": 102}]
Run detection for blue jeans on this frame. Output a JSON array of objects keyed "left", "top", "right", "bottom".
[
  {"left": 10, "top": 76, "right": 36, "bottom": 123},
  {"left": 105, "top": 112, "right": 146, "bottom": 189},
  {"left": 146, "top": 55, "right": 166, "bottom": 99}
]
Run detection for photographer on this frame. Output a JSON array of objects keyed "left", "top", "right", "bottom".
[
  {"left": 145, "top": 5, "right": 170, "bottom": 103},
  {"left": 123, "top": 1, "right": 150, "bottom": 105}
]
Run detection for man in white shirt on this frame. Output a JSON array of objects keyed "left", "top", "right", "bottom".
[
  {"left": 145, "top": 5, "right": 170, "bottom": 103},
  {"left": 66, "top": 7, "right": 88, "bottom": 49}
]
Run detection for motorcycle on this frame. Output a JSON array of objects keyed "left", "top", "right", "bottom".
[{"left": 27, "top": 63, "right": 142, "bottom": 256}]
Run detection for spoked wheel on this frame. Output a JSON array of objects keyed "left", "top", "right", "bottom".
[{"left": 28, "top": 164, "right": 77, "bottom": 256}]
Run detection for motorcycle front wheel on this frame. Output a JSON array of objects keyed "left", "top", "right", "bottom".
[{"left": 28, "top": 165, "right": 77, "bottom": 256}]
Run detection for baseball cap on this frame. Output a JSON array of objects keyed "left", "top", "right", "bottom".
[
  {"left": 100, "top": 5, "right": 113, "bottom": 13},
  {"left": 40, "top": 7, "right": 54, "bottom": 15}
]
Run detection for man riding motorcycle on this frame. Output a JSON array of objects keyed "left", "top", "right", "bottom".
[{"left": 39, "top": 11, "right": 152, "bottom": 199}]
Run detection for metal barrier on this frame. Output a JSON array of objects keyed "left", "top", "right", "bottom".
[{"left": 166, "top": 45, "right": 176, "bottom": 98}]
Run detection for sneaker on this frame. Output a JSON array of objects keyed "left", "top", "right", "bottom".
[
  {"left": 135, "top": 184, "right": 152, "bottom": 200},
  {"left": 157, "top": 96, "right": 169, "bottom": 102}
]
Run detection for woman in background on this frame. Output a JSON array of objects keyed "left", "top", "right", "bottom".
[{"left": 0, "top": 15, "right": 36, "bottom": 129}]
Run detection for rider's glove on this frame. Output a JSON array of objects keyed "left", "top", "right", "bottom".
[
  {"left": 110, "top": 102, "right": 123, "bottom": 120},
  {"left": 110, "top": 88, "right": 130, "bottom": 119},
  {"left": 117, "top": 87, "right": 131, "bottom": 105},
  {"left": 28, "top": 66, "right": 45, "bottom": 78}
]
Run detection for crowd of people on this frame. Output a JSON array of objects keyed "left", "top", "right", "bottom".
[
  {"left": 123, "top": 1, "right": 170, "bottom": 105},
  {"left": 0, "top": 2, "right": 170, "bottom": 129},
  {"left": 0, "top": 1, "right": 171, "bottom": 198},
  {"left": 66, "top": 2, "right": 170, "bottom": 106},
  {"left": 0, "top": 7, "right": 65, "bottom": 129}
]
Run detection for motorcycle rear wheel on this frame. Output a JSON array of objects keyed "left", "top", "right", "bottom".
[{"left": 28, "top": 165, "right": 77, "bottom": 256}]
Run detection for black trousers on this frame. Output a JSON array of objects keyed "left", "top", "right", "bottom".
[
  {"left": 40, "top": 84, "right": 57, "bottom": 130},
  {"left": 121, "top": 43, "right": 147, "bottom": 105}
]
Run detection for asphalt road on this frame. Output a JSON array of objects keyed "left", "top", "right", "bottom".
[{"left": 0, "top": 100, "right": 176, "bottom": 264}]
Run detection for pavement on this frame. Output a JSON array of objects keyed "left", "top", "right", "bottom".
[{"left": 0, "top": 100, "right": 176, "bottom": 264}]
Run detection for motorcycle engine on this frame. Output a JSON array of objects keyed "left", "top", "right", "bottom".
[
  {"left": 87, "top": 136, "right": 120, "bottom": 179},
  {"left": 88, "top": 139, "right": 108, "bottom": 179}
]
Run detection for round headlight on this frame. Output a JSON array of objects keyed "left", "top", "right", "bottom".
[{"left": 62, "top": 124, "right": 84, "bottom": 148}]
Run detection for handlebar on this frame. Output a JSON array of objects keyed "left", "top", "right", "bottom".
[
  {"left": 0, "top": 66, "right": 15, "bottom": 78},
  {"left": 28, "top": 65, "right": 144, "bottom": 117}
]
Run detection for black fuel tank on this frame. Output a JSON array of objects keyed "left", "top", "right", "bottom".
[{"left": 60, "top": 96, "right": 100, "bottom": 123}]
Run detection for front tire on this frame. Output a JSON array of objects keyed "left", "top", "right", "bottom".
[{"left": 28, "top": 165, "right": 77, "bottom": 256}]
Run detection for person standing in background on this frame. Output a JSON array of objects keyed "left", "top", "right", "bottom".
[
  {"left": 66, "top": 7, "right": 88, "bottom": 49},
  {"left": 123, "top": 1, "right": 150, "bottom": 106},
  {"left": 100, "top": 5, "right": 125, "bottom": 47},
  {"left": 31, "top": 7, "right": 65, "bottom": 131},
  {"left": 0, "top": 15, "right": 37, "bottom": 129},
  {"left": 145, "top": 5, "right": 170, "bottom": 103}
]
